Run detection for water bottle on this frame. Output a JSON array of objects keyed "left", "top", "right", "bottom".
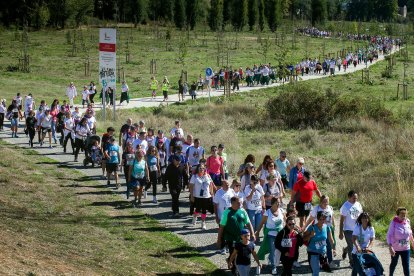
[{"left": 256, "top": 266, "right": 261, "bottom": 275}]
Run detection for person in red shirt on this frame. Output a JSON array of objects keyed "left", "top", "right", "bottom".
[
  {"left": 206, "top": 145, "right": 224, "bottom": 187},
  {"left": 289, "top": 171, "right": 321, "bottom": 228}
]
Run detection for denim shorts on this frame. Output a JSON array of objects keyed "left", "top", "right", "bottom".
[{"left": 11, "top": 117, "right": 18, "bottom": 126}]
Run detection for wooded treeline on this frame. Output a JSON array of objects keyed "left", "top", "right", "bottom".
[{"left": 0, "top": 0, "right": 407, "bottom": 30}]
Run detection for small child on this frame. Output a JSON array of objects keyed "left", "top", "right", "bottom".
[
  {"left": 190, "top": 81, "right": 197, "bottom": 101},
  {"left": 228, "top": 229, "right": 261, "bottom": 276},
  {"left": 91, "top": 140, "right": 103, "bottom": 166}
]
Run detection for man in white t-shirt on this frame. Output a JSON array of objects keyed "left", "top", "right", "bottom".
[
  {"left": 186, "top": 138, "right": 205, "bottom": 173},
  {"left": 132, "top": 131, "right": 148, "bottom": 154},
  {"left": 214, "top": 180, "right": 236, "bottom": 224},
  {"left": 170, "top": 120, "right": 184, "bottom": 138},
  {"left": 339, "top": 190, "right": 363, "bottom": 265}
]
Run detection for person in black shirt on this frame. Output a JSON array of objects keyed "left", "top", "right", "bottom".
[
  {"left": 228, "top": 229, "right": 261, "bottom": 276},
  {"left": 165, "top": 155, "right": 182, "bottom": 216},
  {"left": 25, "top": 111, "right": 37, "bottom": 147},
  {"left": 56, "top": 106, "right": 66, "bottom": 145}
]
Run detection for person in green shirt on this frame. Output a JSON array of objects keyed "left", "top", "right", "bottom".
[
  {"left": 217, "top": 196, "right": 255, "bottom": 274},
  {"left": 218, "top": 143, "right": 228, "bottom": 180}
]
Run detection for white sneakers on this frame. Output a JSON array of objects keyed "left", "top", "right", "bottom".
[
  {"left": 192, "top": 216, "right": 197, "bottom": 225},
  {"left": 201, "top": 221, "right": 207, "bottom": 230},
  {"left": 293, "top": 261, "right": 301, "bottom": 268},
  {"left": 271, "top": 267, "right": 278, "bottom": 275},
  {"left": 152, "top": 196, "right": 157, "bottom": 204},
  {"left": 143, "top": 190, "right": 147, "bottom": 199}
]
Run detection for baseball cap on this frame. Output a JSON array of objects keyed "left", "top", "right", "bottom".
[
  {"left": 218, "top": 144, "right": 225, "bottom": 149},
  {"left": 241, "top": 229, "right": 250, "bottom": 235},
  {"left": 297, "top": 157, "right": 305, "bottom": 164}
]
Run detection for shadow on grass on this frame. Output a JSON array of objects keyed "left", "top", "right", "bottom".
[{"left": 156, "top": 269, "right": 227, "bottom": 276}]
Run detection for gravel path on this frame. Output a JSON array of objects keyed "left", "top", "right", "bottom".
[{"left": 1, "top": 46, "right": 412, "bottom": 275}]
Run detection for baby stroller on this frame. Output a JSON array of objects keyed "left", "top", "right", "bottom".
[
  {"left": 356, "top": 251, "right": 384, "bottom": 276},
  {"left": 83, "top": 135, "right": 102, "bottom": 167}
]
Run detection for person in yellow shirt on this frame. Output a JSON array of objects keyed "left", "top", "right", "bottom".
[
  {"left": 150, "top": 76, "right": 158, "bottom": 100},
  {"left": 162, "top": 76, "right": 169, "bottom": 102}
]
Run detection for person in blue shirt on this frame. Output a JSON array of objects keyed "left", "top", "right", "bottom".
[
  {"left": 304, "top": 211, "right": 335, "bottom": 276},
  {"left": 104, "top": 136, "right": 120, "bottom": 189},
  {"left": 288, "top": 158, "right": 305, "bottom": 190}
]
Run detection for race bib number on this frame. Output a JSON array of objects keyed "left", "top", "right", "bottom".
[
  {"left": 126, "top": 154, "right": 134, "bottom": 166},
  {"left": 252, "top": 200, "right": 261, "bottom": 207},
  {"left": 110, "top": 151, "right": 117, "bottom": 157},
  {"left": 161, "top": 167, "right": 166, "bottom": 174},
  {"left": 281, "top": 239, "right": 292, "bottom": 248},
  {"left": 150, "top": 165, "right": 158, "bottom": 172},
  {"left": 399, "top": 239, "right": 408, "bottom": 247},
  {"left": 315, "top": 240, "right": 326, "bottom": 250},
  {"left": 305, "top": 203, "right": 312, "bottom": 210}
]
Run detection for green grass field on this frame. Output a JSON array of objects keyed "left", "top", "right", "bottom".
[
  {"left": 0, "top": 140, "right": 219, "bottom": 275},
  {"left": 0, "top": 25, "right": 366, "bottom": 104}
]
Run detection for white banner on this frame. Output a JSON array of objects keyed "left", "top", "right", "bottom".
[{"left": 99, "top": 28, "right": 116, "bottom": 90}]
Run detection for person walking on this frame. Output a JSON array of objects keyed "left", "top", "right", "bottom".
[
  {"left": 74, "top": 117, "right": 90, "bottom": 162},
  {"left": 150, "top": 76, "right": 158, "bottom": 100},
  {"left": 304, "top": 211, "right": 336, "bottom": 276},
  {"left": 275, "top": 151, "right": 290, "bottom": 189},
  {"left": 217, "top": 196, "right": 255, "bottom": 275},
  {"left": 25, "top": 110, "right": 37, "bottom": 148},
  {"left": 128, "top": 150, "right": 149, "bottom": 207},
  {"left": 165, "top": 155, "right": 182, "bottom": 216},
  {"left": 256, "top": 198, "right": 285, "bottom": 275},
  {"left": 339, "top": 190, "right": 363, "bottom": 266},
  {"left": 161, "top": 76, "right": 169, "bottom": 101},
  {"left": 66, "top": 82, "right": 77, "bottom": 107},
  {"left": 275, "top": 216, "right": 304, "bottom": 276},
  {"left": 0, "top": 99, "right": 6, "bottom": 131},
  {"left": 104, "top": 136, "right": 120, "bottom": 188},
  {"left": 189, "top": 164, "right": 214, "bottom": 230},
  {"left": 244, "top": 175, "right": 265, "bottom": 238},
  {"left": 120, "top": 80, "right": 129, "bottom": 105},
  {"left": 145, "top": 145, "right": 160, "bottom": 204},
  {"left": 290, "top": 171, "right": 322, "bottom": 228},
  {"left": 288, "top": 158, "right": 305, "bottom": 190},
  {"left": 387, "top": 207, "right": 414, "bottom": 276},
  {"left": 7, "top": 100, "right": 22, "bottom": 138},
  {"left": 351, "top": 212, "right": 375, "bottom": 276},
  {"left": 62, "top": 111, "right": 75, "bottom": 154},
  {"left": 228, "top": 229, "right": 261, "bottom": 276}
]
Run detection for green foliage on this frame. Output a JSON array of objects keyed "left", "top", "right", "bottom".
[
  {"left": 346, "top": 0, "right": 398, "bottom": 21},
  {"left": 266, "top": 83, "right": 394, "bottom": 129},
  {"left": 31, "top": 4, "right": 50, "bottom": 30},
  {"left": 231, "top": 0, "right": 248, "bottom": 31},
  {"left": 174, "top": 0, "right": 186, "bottom": 29},
  {"left": 185, "top": 0, "right": 198, "bottom": 30},
  {"left": 247, "top": 0, "right": 258, "bottom": 31},
  {"left": 208, "top": 0, "right": 223, "bottom": 31},
  {"left": 258, "top": 0, "right": 265, "bottom": 31},
  {"left": 311, "top": 0, "right": 327, "bottom": 26},
  {"left": 266, "top": 0, "right": 283, "bottom": 32}
]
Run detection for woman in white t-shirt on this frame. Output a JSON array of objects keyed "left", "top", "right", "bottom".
[
  {"left": 255, "top": 198, "right": 285, "bottom": 274},
  {"left": 40, "top": 109, "right": 53, "bottom": 148},
  {"left": 63, "top": 111, "right": 75, "bottom": 154},
  {"left": 352, "top": 212, "right": 375, "bottom": 276},
  {"left": 244, "top": 175, "right": 265, "bottom": 234},
  {"left": 303, "top": 195, "right": 336, "bottom": 265},
  {"left": 189, "top": 164, "right": 214, "bottom": 230},
  {"left": 74, "top": 117, "right": 91, "bottom": 162}
]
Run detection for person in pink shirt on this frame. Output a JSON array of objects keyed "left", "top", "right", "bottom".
[
  {"left": 206, "top": 145, "right": 224, "bottom": 188},
  {"left": 387, "top": 207, "right": 414, "bottom": 276},
  {"left": 49, "top": 99, "right": 60, "bottom": 144}
]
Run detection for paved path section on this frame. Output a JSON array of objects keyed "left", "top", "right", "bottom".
[
  {"left": 80, "top": 47, "right": 399, "bottom": 114},
  {"left": 2, "top": 46, "right": 412, "bottom": 275}
]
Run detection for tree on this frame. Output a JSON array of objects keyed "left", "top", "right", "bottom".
[
  {"left": 222, "top": 0, "right": 231, "bottom": 27},
  {"left": 375, "top": 0, "right": 398, "bottom": 21},
  {"left": 208, "top": 0, "right": 223, "bottom": 31},
  {"left": 247, "top": 0, "right": 258, "bottom": 31},
  {"left": 258, "top": 0, "right": 265, "bottom": 31},
  {"left": 231, "top": 0, "right": 247, "bottom": 31},
  {"left": 266, "top": 0, "right": 283, "bottom": 32},
  {"left": 185, "top": 0, "right": 197, "bottom": 30},
  {"left": 174, "top": 0, "right": 186, "bottom": 29},
  {"left": 311, "top": 0, "right": 327, "bottom": 26}
]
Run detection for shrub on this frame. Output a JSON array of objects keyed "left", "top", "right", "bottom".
[{"left": 266, "top": 83, "right": 394, "bottom": 129}]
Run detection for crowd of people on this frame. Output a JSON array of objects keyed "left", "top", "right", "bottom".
[{"left": 1, "top": 89, "right": 413, "bottom": 276}]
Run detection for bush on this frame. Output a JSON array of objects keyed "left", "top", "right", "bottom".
[{"left": 266, "top": 83, "right": 394, "bottom": 129}]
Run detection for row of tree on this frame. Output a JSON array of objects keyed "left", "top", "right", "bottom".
[{"left": 0, "top": 0, "right": 407, "bottom": 31}]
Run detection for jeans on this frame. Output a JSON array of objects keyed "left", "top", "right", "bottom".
[
  {"left": 281, "top": 255, "right": 294, "bottom": 276},
  {"left": 268, "top": 235, "right": 281, "bottom": 268},
  {"left": 390, "top": 249, "right": 410, "bottom": 276},
  {"left": 351, "top": 254, "right": 364, "bottom": 276},
  {"left": 326, "top": 235, "right": 333, "bottom": 263},
  {"left": 344, "top": 230, "right": 354, "bottom": 264},
  {"left": 247, "top": 209, "right": 263, "bottom": 232},
  {"left": 236, "top": 264, "right": 251, "bottom": 276},
  {"left": 309, "top": 253, "right": 320, "bottom": 276},
  {"left": 51, "top": 120, "right": 57, "bottom": 142}
]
